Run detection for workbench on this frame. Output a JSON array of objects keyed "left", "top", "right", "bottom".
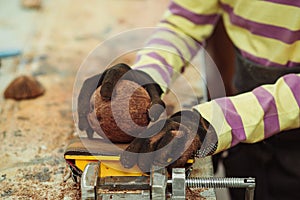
[{"left": 0, "top": 1, "right": 217, "bottom": 199}]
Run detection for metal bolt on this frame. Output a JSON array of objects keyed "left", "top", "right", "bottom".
[
  {"left": 167, "top": 174, "right": 255, "bottom": 200},
  {"left": 185, "top": 177, "right": 255, "bottom": 188}
]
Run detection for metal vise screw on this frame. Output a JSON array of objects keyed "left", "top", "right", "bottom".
[
  {"left": 166, "top": 168, "right": 255, "bottom": 200},
  {"left": 187, "top": 177, "right": 255, "bottom": 200}
]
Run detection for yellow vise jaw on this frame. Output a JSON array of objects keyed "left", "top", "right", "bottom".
[
  {"left": 64, "top": 154, "right": 144, "bottom": 178},
  {"left": 64, "top": 138, "right": 145, "bottom": 178},
  {"left": 64, "top": 138, "right": 194, "bottom": 179}
]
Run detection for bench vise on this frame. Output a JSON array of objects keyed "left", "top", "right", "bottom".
[{"left": 64, "top": 138, "right": 255, "bottom": 200}]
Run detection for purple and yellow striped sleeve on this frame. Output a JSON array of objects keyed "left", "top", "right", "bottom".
[
  {"left": 220, "top": 0, "right": 300, "bottom": 67},
  {"left": 131, "top": 0, "right": 221, "bottom": 91},
  {"left": 132, "top": 0, "right": 300, "bottom": 90},
  {"left": 194, "top": 73, "right": 300, "bottom": 154}
]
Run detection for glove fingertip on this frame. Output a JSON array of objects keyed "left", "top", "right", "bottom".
[
  {"left": 148, "top": 103, "right": 165, "bottom": 121},
  {"left": 99, "top": 83, "right": 112, "bottom": 100},
  {"left": 120, "top": 152, "right": 136, "bottom": 169},
  {"left": 138, "top": 154, "right": 154, "bottom": 172},
  {"left": 86, "top": 128, "right": 94, "bottom": 139},
  {"left": 120, "top": 141, "right": 143, "bottom": 169}
]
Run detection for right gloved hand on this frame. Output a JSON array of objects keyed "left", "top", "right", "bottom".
[
  {"left": 77, "top": 63, "right": 166, "bottom": 138},
  {"left": 120, "top": 110, "right": 203, "bottom": 172},
  {"left": 120, "top": 110, "right": 218, "bottom": 172}
]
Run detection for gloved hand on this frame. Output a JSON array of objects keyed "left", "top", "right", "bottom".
[
  {"left": 77, "top": 63, "right": 165, "bottom": 138},
  {"left": 120, "top": 110, "right": 212, "bottom": 172}
]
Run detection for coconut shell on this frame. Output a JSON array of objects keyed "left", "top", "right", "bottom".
[
  {"left": 21, "top": 0, "right": 42, "bottom": 9},
  {"left": 88, "top": 80, "right": 151, "bottom": 143},
  {"left": 4, "top": 75, "right": 45, "bottom": 100}
]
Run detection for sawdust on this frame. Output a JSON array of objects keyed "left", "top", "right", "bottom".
[
  {"left": 0, "top": 162, "right": 80, "bottom": 199},
  {"left": 186, "top": 187, "right": 207, "bottom": 200}
]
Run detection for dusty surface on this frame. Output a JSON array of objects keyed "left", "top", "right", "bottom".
[
  {"left": 0, "top": 1, "right": 214, "bottom": 199},
  {"left": 0, "top": 0, "right": 169, "bottom": 199}
]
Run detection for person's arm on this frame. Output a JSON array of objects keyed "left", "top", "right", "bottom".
[
  {"left": 78, "top": 1, "right": 222, "bottom": 136},
  {"left": 132, "top": 0, "right": 221, "bottom": 91},
  {"left": 195, "top": 73, "right": 300, "bottom": 155}
]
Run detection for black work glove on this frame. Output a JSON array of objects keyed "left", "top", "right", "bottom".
[
  {"left": 77, "top": 63, "right": 165, "bottom": 138},
  {"left": 120, "top": 110, "right": 211, "bottom": 172}
]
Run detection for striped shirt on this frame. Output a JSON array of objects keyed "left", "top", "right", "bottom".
[
  {"left": 131, "top": 0, "right": 300, "bottom": 154},
  {"left": 195, "top": 73, "right": 300, "bottom": 154}
]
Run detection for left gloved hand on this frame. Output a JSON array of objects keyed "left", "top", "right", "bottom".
[
  {"left": 120, "top": 110, "right": 209, "bottom": 172},
  {"left": 77, "top": 63, "right": 165, "bottom": 139}
]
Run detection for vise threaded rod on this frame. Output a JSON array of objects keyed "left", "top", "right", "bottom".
[
  {"left": 185, "top": 177, "right": 255, "bottom": 188},
  {"left": 167, "top": 177, "right": 255, "bottom": 188},
  {"left": 167, "top": 177, "right": 255, "bottom": 200}
]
